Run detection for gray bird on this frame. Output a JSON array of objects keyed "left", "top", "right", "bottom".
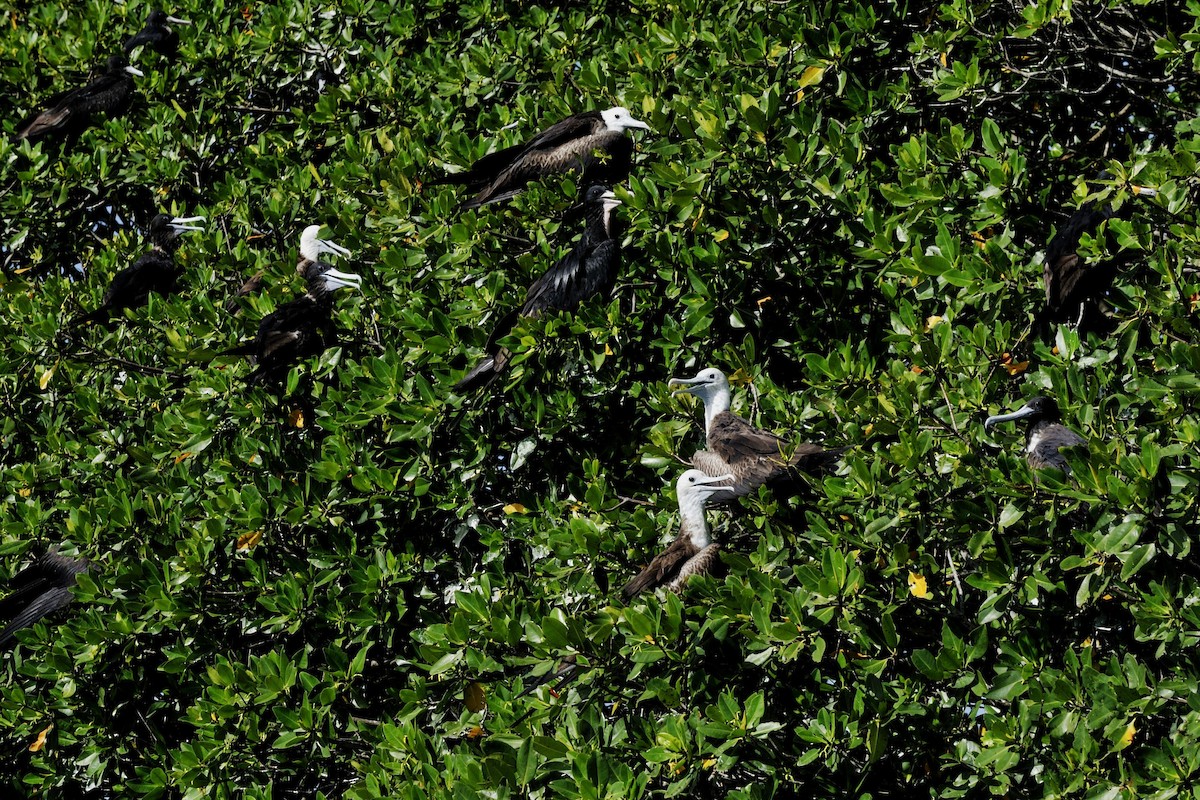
[{"left": 985, "top": 395, "right": 1086, "bottom": 473}]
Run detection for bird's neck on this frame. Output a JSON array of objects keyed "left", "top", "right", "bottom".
[
  {"left": 702, "top": 387, "right": 731, "bottom": 434},
  {"left": 677, "top": 497, "right": 711, "bottom": 547}
]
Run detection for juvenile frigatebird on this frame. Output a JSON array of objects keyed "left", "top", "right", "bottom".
[
  {"left": 15, "top": 55, "right": 144, "bottom": 143},
  {"left": 225, "top": 226, "right": 360, "bottom": 384},
  {"left": 668, "top": 367, "right": 844, "bottom": 502},
  {"left": 1041, "top": 182, "right": 1158, "bottom": 336},
  {"left": 456, "top": 185, "right": 622, "bottom": 391},
  {"left": 623, "top": 470, "right": 734, "bottom": 597},
  {"left": 71, "top": 213, "right": 205, "bottom": 328},
  {"left": 984, "top": 395, "right": 1086, "bottom": 473},
  {"left": 0, "top": 549, "right": 91, "bottom": 647},
  {"left": 430, "top": 107, "right": 650, "bottom": 209},
  {"left": 124, "top": 9, "right": 192, "bottom": 59}
]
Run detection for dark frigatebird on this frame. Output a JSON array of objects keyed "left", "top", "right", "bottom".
[
  {"left": 225, "top": 226, "right": 361, "bottom": 384},
  {"left": 455, "top": 185, "right": 622, "bottom": 391},
  {"left": 15, "top": 55, "right": 144, "bottom": 143},
  {"left": 623, "top": 470, "right": 734, "bottom": 597},
  {"left": 124, "top": 9, "right": 193, "bottom": 59},
  {"left": 984, "top": 395, "right": 1086, "bottom": 473},
  {"left": 668, "top": 367, "right": 844, "bottom": 502},
  {"left": 1041, "top": 183, "right": 1158, "bottom": 335},
  {"left": 71, "top": 213, "right": 205, "bottom": 328},
  {"left": 430, "top": 107, "right": 650, "bottom": 209},
  {"left": 0, "top": 549, "right": 91, "bottom": 647}
]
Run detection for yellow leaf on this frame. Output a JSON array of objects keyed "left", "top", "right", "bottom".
[
  {"left": 174, "top": 452, "right": 192, "bottom": 465},
  {"left": 18, "top": 487, "right": 31, "bottom": 497},
  {"left": 798, "top": 65, "right": 826, "bottom": 87},
  {"left": 13, "top": 266, "right": 34, "bottom": 274},
  {"left": 713, "top": 229, "right": 729, "bottom": 242},
  {"left": 236, "top": 531, "right": 263, "bottom": 551},
  {"left": 38, "top": 364, "right": 56, "bottom": 390},
  {"left": 755, "top": 295, "right": 773, "bottom": 308},
  {"left": 604, "top": 344, "right": 613, "bottom": 356},
  {"left": 1003, "top": 360, "right": 1030, "bottom": 376},
  {"left": 726, "top": 368, "right": 752, "bottom": 387},
  {"left": 910, "top": 365, "right": 924, "bottom": 374},
  {"left": 465, "top": 681, "right": 486, "bottom": 712},
  {"left": 702, "top": 758, "right": 717, "bottom": 769},
  {"left": 924, "top": 315, "right": 944, "bottom": 332},
  {"left": 29, "top": 724, "right": 52, "bottom": 752},
  {"left": 289, "top": 409, "right": 305, "bottom": 428},
  {"left": 466, "top": 725, "right": 485, "bottom": 739},
  {"left": 1119, "top": 723, "right": 1136, "bottom": 748},
  {"left": 940, "top": 52, "right": 948, "bottom": 67},
  {"left": 308, "top": 162, "right": 323, "bottom": 185},
  {"left": 1081, "top": 637, "right": 1093, "bottom": 648},
  {"left": 503, "top": 503, "right": 527, "bottom": 515},
  {"left": 863, "top": 422, "right": 874, "bottom": 436},
  {"left": 908, "top": 572, "right": 930, "bottom": 599}
]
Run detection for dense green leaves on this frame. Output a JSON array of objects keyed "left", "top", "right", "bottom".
[{"left": 1, "top": 0, "right": 1199, "bottom": 797}]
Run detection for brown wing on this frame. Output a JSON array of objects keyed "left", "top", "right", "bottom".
[
  {"left": 667, "top": 544, "right": 721, "bottom": 592},
  {"left": 622, "top": 536, "right": 698, "bottom": 598},
  {"left": 705, "top": 414, "right": 843, "bottom": 497}
]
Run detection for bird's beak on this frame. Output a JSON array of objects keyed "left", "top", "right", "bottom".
[
  {"left": 166, "top": 15, "right": 192, "bottom": 25},
  {"left": 322, "top": 268, "right": 362, "bottom": 291},
  {"left": 694, "top": 473, "right": 734, "bottom": 487},
  {"left": 600, "top": 190, "right": 622, "bottom": 207},
  {"left": 626, "top": 115, "right": 652, "bottom": 132},
  {"left": 1131, "top": 185, "right": 1158, "bottom": 197},
  {"left": 124, "top": 65, "right": 145, "bottom": 77},
  {"left": 667, "top": 375, "right": 704, "bottom": 395},
  {"left": 984, "top": 404, "right": 1038, "bottom": 431},
  {"left": 169, "top": 216, "right": 205, "bottom": 233},
  {"left": 318, "top": 238, "right": 352, "bottom": 258}
]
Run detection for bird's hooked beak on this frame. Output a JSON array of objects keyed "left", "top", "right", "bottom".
[
  {"left": 694, "top": 473, "right": 734, "bottom": 488},
  {"left": 168, "top": 216, "right": 205, "bottom": 234},
  {"left": 124, "top": 65, "right": 145, "bottom": 77},
  {"left": 667, "top": 375, "right": 708, "bottom": 395},
  {"left": 984, "top": 403, "right": 1039, "bottom": 431},
  {"left": 599, "top": 189, "right": 621, "bottom": 209},
  {"left": 321, "top": 268, "right": 362, "bottom": 291},
  {"left": 626, "top": 115, "right": 652, "bottom": 132},
  {"left": 317, "top": 237, "right": 352, "bottom": 259},
  {"left": 166, "top": 15, "right": 192, "bottom": 25}
]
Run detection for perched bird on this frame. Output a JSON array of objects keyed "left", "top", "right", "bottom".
[
  {"left": 984, "top": 395, "right": 1086, "bottom": 473},
  {"left": 623, "top": 470, "right": 734, "bottom": 597},
  {"left": 1041, "top": 182, "right": 1158, "bottom": 335},
  {"left": 456, "top": 185, "right": 622, "bottom": 391},
  {"left": 0, "top": 549, "right": 91, "bottom": 647},
  {"left": 71, "top": 213, "right": 205, "bottom": 328},
  {"left": 430, "top": 107, "right": 650, "bottom": 209},
  {"left": 15, "top": 55, "right": 144, "bottom": 143},
  {"left": 668, "top": 367, "right": 843, "bottom": 502},
  {"left": 225, "top": 226, "right": 360, "bottom": 384},
  {"left": 124, "top": 9, "right": 192, "bottom": 59}
]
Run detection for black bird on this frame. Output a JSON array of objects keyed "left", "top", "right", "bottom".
[
  {"left": 984, "top": 396, "right": 1086, "bottom": 473},
  {"left": 71, "top": 214, "right": 205, "bottom": 328},
  {"left": 225, "top": 226, "right": 361, "bottom": 384},
  {"left": 456, "top": 185, "right": 622, "bottom": 391},
  {"left": 124, "top": 9, "right": 192, "bottom": 60},
  {"left": 0, "top": 549, "right": 91, "bottom": 647},
  {"left": 1041, "top": 183, "right": 1157, "bottom": 335},
  {"left": 15, "top": 55, "right": 144, "bottom": 143},
  {"left": 430, "top": 108, "right": 650, "bottom": 210}
]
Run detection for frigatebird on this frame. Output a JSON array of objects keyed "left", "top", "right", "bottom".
[
  {"left": 623, "top": 470, "right": 734, "bottom": 597},
  {"left": 71, "top": 213, "right": 205, "bottom": 328},
  {"left": 15, "top": 55, "right": 144, "bottom": 143},
  {"left": 985, "top": 396, "right": 1086, "bottom": 473},
  {"left": 668, "top": 367, "right": 844, "bottom": 502},
  {"left": 456, "top": 185, "right": 622, "bottom": 391},
  {"left": 224, "top": 226, "right": 360, "bottom": 384},
  {"left": 430, "top": 107, "right": 650, "bottom": 209},
  {"left": 0, "top": 549, "right": 90, "bottom": 647},
  {"left": 1041, "top": 183, "right": 1158, "bottom": 335},
  {"left": 124, "top": 9, "right": 192, "bottom": 59}
]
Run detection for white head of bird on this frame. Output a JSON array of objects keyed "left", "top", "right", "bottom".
[
  {"left": 675, "top": 469, "right": 733, "bottom": 539},
  {"left": 668, "top": 367, "right": 732, "bottom": 433},
  {"left": 298, "top": 225, "right": 352, "bottom": 263},
  {"left": 601, "top": 106, "right": 651, "bottom": 134}
]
